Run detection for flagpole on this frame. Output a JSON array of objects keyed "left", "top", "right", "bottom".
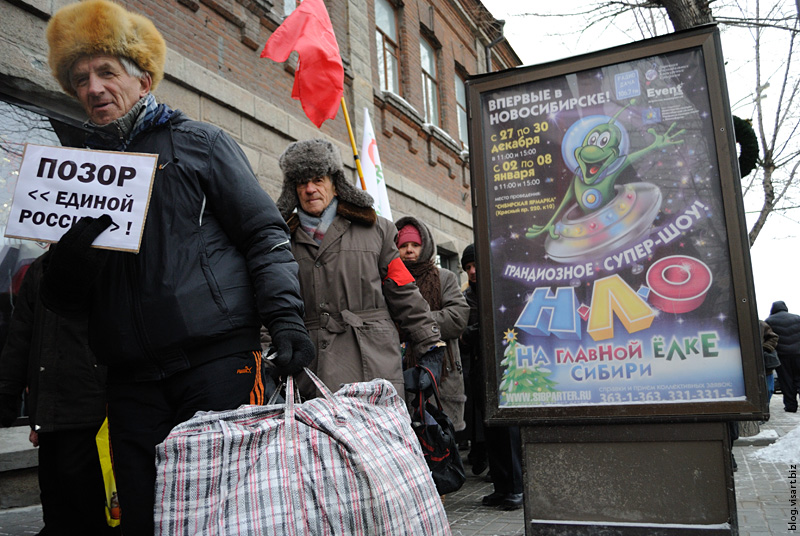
[{"left": 340, "top": 97, "right": 367, "bottom": 191}]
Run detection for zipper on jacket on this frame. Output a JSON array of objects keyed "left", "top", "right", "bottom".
[
  {"left": 199, "top": 195, "right": 206, "bottom": 226},
  {"left": 123, "top": 207, "right": 163, "bottom": 376}
]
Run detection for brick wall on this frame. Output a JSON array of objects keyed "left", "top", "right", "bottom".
[{"left": 0, "top": 0, "right": 519, "bottom": 258}]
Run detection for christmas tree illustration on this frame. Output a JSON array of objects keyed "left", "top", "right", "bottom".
[{"left": 499, "top": 329, "right": 558, "bottom": 406}]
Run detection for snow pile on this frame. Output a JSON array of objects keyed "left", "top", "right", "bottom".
[
  {"left": 742, "top": 428, "right": 779, "bottom": 442},
  {"left": 751, "top": 424, "right": 800, "bottom": 462}
]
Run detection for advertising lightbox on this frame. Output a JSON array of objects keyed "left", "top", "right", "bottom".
[{"left": 466, "top": 25, "right": 766, "bottom": 422}]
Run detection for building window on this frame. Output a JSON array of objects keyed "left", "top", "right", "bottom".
[
  {"left": 0, "top": 97, "right": 86, "bottom": 235},
  {"left": 455, "top": 74, "right": 468, "bottom": 148},
  {"left": 437, "top": 247, "right": 461, "bottom": 286},
  {"left": 375, "top": 0, "right": 400, "bottom": 94},
  {"left": 283, "top": 0, "right": 297, "bottom": 16},
  {"left": 420, "top": 38, "right": 439, "bottom": 126},
  {"left": 0, "top": 95, "right": 87, "bottom": 422}
]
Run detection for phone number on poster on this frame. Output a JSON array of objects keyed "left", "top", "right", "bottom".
[{"left": 599, "top": 389, "right": 735, "bottom": 403}]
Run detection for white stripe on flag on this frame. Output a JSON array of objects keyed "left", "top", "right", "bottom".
[{"left": 360, "top": 108, "right": 393, "bottom": 220}]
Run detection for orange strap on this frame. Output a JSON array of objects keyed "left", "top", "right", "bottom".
[{"left": 249, "top": 350, "right": 265, "bottom": 405}]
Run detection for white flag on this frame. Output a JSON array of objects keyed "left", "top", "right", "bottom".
[{"left": 359, "top": 108, "right": 392, "bottom": 220}]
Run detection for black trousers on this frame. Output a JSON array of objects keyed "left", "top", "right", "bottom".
[
  {"left": 107, "top": 351, "right": 260, "bottom": 536},
  {"left": 486, "top": 425, "right": 523, "bottom": 495},
  {"left": 775, "top": 353, "right": 800, "bottom": 411},
  {"left": 37, "top": 426, "right": 115, "bottom": 535},
  {"left": 461, "top": 357, "right": 486, "bottom": 448}
]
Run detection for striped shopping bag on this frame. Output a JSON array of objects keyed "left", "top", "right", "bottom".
[{"left": 155, "top": 368, "right": 451, "bottom": 535}]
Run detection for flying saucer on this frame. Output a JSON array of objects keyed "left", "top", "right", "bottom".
[{"left": 544, "top": 182, "right": 662, "bottom": 264}]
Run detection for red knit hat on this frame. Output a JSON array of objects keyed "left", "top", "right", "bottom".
[{"left": 397, "top": 224, "right": 422, "bottom": 246}]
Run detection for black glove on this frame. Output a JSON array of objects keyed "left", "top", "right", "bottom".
[
  {"left": 404, "top": 345, "right": 445, "bottom": 395},
  {"left": 41, "top": 215, "right": 113, "bottom": 316},
  {"left": 269, "top": 322, "right": 315, "bottom": 376},
  {"left": 0, "top": 394, "right": 21, "bottom": 427}
]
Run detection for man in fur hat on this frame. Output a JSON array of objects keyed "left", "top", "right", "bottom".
[
  {"left": 276, "top": 138, "right": 445, "bottom": 398},
  {"left": 41, "top": 1, "right": 314, "bottom": 532}
]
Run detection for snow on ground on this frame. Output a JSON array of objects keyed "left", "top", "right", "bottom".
[{"left": 750, "top": 424, "right": 800, "bottom": 462}]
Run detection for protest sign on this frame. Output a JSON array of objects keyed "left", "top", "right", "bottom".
[{"left": 5, "top": 144, "right": 157, "bottom": 253}]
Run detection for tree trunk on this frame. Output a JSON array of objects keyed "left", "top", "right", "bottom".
[
  {"left": 747, "top": 159, "right": 776, "bottom": 246},
  {"left": 655, "top": 0, "right": 714, "bottom": 30}
]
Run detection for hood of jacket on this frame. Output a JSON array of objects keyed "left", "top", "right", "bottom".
[
  {"left": 394, "top": 216, "right": 435, "bottom": 264},
  {"left": 771, "top": 301, "right": 788, "bottom": 315}
]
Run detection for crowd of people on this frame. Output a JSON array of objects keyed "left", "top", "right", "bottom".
[
  {"left": 765, "top": 301, "right": 800, "bottom": 413},
  {"left": 0, "top": 1, "right": 523, "bottom": 533},
  {"left": 3, "top": 1, "right": 795, "bottom": 534}
]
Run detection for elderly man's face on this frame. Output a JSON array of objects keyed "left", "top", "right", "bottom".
[
  {"left": 70, "top": 55, "right": 150, "bottom": 126},
  {"left": 297, "top": 176, "right": 336, "bottom": 217}
]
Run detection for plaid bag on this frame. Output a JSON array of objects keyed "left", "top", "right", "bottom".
[{"left": 155, "top": 368, "right": 451, "bottom": 535}]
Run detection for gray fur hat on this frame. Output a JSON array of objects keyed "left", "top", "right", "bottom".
[{"left": 276, "top": 138, "right": 374, "bottom": 219}]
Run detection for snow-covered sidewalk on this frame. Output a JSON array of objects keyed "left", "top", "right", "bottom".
[{"left": 735, "top": 394, "right": 800, "bottom": 535}]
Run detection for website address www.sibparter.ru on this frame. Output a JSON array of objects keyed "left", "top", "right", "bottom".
[{"left": 505, "top": 391, "right": 591, "bottom": 403}]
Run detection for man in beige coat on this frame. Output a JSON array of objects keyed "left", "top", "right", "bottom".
[{"left": 276, "top": 139, "right": 445, "bottom": 396}]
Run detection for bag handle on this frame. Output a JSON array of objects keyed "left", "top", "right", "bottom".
[
  {"left": 295, "top": 369, "right": 425, "bottom": 532},
  {"left": 301, "top": 367, "right": 338, "bottom": 401},
  {"left": 282, "top": 368, "right": 345, "bottom": 533},
  {"left": 414, "top": 365, "right": 443, "bottom": 417},
  {"left": 215, "top": 371, "right": 322, "bottom": 534},
  {"left": 300, "top": 371, "right": 421, "bottom": 532},
  {"left": 283, "top": 374, "right": 310, "bottom": 533},
  {"left": 296, "top": 367, "right": 346, "bottom": 416}
]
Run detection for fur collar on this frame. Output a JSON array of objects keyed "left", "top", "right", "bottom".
[{"left": 287, "top": 200, "right": 377, "bottom": 233}]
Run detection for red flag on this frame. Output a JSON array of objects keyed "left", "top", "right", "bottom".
[{"left": 261, "top": 0, "right": 344, "bottom": 127}]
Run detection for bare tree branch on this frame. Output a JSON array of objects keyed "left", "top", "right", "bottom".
[{"left": 504, "top": 0, "right": 800, "bottom": 245}]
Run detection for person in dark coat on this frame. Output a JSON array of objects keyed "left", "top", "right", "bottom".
[
  {"left": 760, "top": 320, "right": 780, "bottom": 404},
  {"left": 0, "top": 251, "right": 115, "bottom": 535},
  {"left": 458, "top": 244, "right": 487, "bottom": 471},
  {"left": 766, "top": 301, "right": 800, "bottom": 412},
  {"left": 458, "top": 244, "right": 523, "bottom": 511},
  {"left": 41, "top": 2, "right": 314, "bottom": 531}
]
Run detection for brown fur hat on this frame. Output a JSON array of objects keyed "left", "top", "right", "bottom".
[
  {"left": 46, "top": 0, "right": 166, "bottom": 97},
  {"left": 277, "top": 138, "right": 374, "bottom": 220}
]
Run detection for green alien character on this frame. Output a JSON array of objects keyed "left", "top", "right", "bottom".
[{"left": 526, "top": 102, "right": 685, "bottom": 240}]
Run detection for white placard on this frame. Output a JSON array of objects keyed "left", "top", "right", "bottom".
[{"left": 4, "top": 144, "right": 158, "bottom": 253}]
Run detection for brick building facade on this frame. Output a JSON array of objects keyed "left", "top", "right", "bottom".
[{"left": 0, "top": 0, "right": 520, "bottom": 273}]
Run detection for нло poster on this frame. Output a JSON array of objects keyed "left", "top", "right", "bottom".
[{"left": 478, "top": 46, "right": 747, "bottom": 408}]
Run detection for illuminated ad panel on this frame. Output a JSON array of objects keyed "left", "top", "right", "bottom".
[{"left": 468, "top": 28, "right": 758, "bottom": 415}]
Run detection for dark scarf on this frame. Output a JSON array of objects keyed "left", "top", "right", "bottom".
[
  {"left": 407, "top": 260, "right": 441, "bottom": 312},
  {"left": 403, "top": 259, "right": 451, "bottom": 378}
]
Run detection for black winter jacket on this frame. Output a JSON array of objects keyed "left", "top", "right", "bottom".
[
  {"left": 459, "top": 283, "right": 481, "bottom": 375},
  {"left": 85, "top": 111, "right": 305, "bottom": 381},
  {"left": 0, "top": 253, "right": 107, "bottom": 432},
  {"left": 766, "top": 301, "right": 800, "bottom": 356}
]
